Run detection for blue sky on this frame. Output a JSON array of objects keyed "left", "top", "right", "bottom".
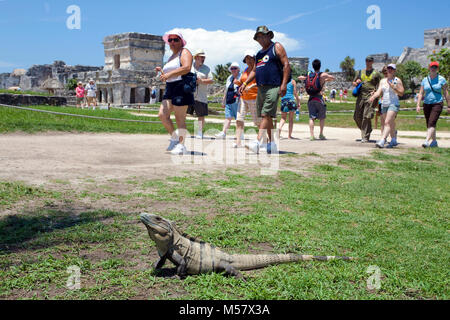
[{"left": 0, "top": 0, "right": 449, "bottom": 73}]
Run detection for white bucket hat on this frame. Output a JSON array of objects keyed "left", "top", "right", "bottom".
[
  {"left": 228, "top": 62, "right": 240, "bottom": 72},
  {"left": 162, "top": 31, "right": 187, "bottom": 47},
  {"left": 242, "top": 50, "right": 256, "bottom": 63}
]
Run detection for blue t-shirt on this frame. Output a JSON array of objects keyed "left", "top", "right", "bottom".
[{"left": 421, "top": 75, "right": 447, "bottom": 104}]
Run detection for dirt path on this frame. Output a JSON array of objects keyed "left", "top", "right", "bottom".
[{"left": 0, "top": 126, "right": 448, "bottom": 186}]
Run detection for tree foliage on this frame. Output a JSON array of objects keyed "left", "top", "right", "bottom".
[
  {"left": 395, "top": 61, "right": 427, "bottom": 93},
  {"left": 340, "top": 56, "right": 356, "bottom": 81},
  {"left": 428, "top": 48, "right": 450, "bottom": 81},
  {"left": 66, "top": 78, "right": 78, "bottom": 91},
  {"left": 213, "top": 63, "right": 231, "bottom": 85}
]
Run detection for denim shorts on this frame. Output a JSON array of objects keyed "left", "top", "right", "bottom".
[
  {"left": 225, "top": 101, "right": 239, "bottom": 119},
  {"left": 381, "top": 104, "right": 400, "bottom": 114}
]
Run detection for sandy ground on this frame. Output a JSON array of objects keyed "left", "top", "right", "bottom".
[{"left": 0, "top": 124, "right": 448, "bottom": 187}]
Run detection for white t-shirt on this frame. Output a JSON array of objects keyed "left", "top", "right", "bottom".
[
  {"left": 380, "top": 77, "right": 400, "bottom": 107},
  {"left": 193, "top": 63, "right": 213, "bottom": 103},
  {"left": 86, "top": 84, "right": 97, "bottom": 97}
]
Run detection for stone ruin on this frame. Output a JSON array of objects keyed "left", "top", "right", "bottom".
[
  {"left": 369, "top": 27, "right": 450, "bottom": 70},
  {"left": 0, "top": 32, "right": 165, "bottom": 106}
]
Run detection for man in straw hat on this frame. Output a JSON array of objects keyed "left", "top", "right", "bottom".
[
  {"left": 188, "top": 49, "right": 214, "bottom": 139},
  {"left": 239, "top": 26, "right": 291, "bottom": 154}
]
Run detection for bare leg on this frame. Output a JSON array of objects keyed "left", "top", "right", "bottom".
[
  {"left": 319, "top": 118, "right": 325, "bottom": 137},
  {"left": 222, "top": 118, "right": 233, "bottom": 134},
  {"left": 309, "top": 118, "right": 315, "bottom": 139},
  {"left": 236, "top": 120, "right": 244, "bottom": 146},
  {"left": 158, "top": 100, "right": 175, "bottom": 137},
  {"left": 278, "top": 112, "right": 287, "bottom": 139},
  {"left": 174, "top": 105, "right": 188, "bottom": 144},
  {"left": 197, "top": 116, "right": 205, "bottom": 133},
  {"left": 288, "top": 111, "right": 294, "bottom": 139}
]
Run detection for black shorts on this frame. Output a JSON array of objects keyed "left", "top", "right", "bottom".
[
  {"left": 163, "top": 80, "right": 194, "bottom": 106},
  {"left": 187, "top": 100, "right": 209, "bottom": 117}
]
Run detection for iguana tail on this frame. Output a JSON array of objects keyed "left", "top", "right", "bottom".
[{"left": 231, "top": 254, "right": 354, "bottom": 270}]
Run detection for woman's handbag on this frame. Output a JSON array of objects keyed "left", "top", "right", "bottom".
[{"left": 181, "top": 72, "right": 197, "bottom": 94}]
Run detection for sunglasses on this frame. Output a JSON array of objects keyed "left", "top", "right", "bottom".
[
  {"left": 168, "top": 38, "right": 180, "bottom": 43},
  {"left": 430, "top": 66, "right": 438, "bottom": 69},
  {"left": 387, "top": 67, "right": 395, "bottom": 70},
  {"left": 230, "top": 67, "right": 238, "bottom": 70}
]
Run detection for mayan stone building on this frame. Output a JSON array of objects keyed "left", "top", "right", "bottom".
[
  {"left": 75, "top": 32, "right": 165, "bottom": 105},
  {"left": 397, "top": 27, "right": 450, "bottom": 67}
]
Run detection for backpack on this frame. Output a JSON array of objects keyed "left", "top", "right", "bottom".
[{"left": 305, "top": 71, "right": 322, "bottom": 95}]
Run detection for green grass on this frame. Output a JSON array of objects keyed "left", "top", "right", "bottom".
[
  {"left": 0, "top": 105, "right": 224, "bottom": 134},
  {"left": 0, "top": 148, "right": 448, "bottom": 299}
]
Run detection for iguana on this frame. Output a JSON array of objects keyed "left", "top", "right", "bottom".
[{"left": 140, "top": 213, "right": 354, "bottom": 279}]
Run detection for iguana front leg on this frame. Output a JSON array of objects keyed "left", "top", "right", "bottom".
[
  {"left": 168, "top": 250, "right": 188, "bottom": 279},
  {"left": 153, "top": 254, "right": 168, "bottom": 270}
]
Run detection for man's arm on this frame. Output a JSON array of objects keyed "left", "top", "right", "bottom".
[{"left": 275, "top": 42, "right": 291, "bottom": 97}]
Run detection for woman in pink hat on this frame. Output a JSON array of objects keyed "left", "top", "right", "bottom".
[{"left": 155, "top": 32, "right": 194, "bottom": 155}]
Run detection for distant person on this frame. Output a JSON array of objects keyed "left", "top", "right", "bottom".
[
  {"left": 189, "top": 49, "right": 214, "bottom": 139},
  {"left": 75, "top": 82, "right": 85, "bottom": 109},
  {"left": 339, "top": 88, "right": 343, "bottom": 103},
  {"left": 278, "top": 75, "right": 300, "bottom": 139},
  {"left": 369, "top": 64, "right": 404, "bottom": 148},
  {"left": 239, "top": 25, "right": 291, "bottom": 154},
  {"left": 352, "top": 56, "right": 382, "bottom": 143},
  {"left": 85, "top": 79, "right": 97, "bottom": 110},
  {"left": 155, "top": 31, "right": 194, "bottom": 155},
  {"left": 216, "top": 62, "right": 241, "bottom": 139},
  {"left": 234, "top": 50, "right": 260, "bottom": 148},
  {"left": 330, "top": 88, "right": 336, "bottom": 102},
  {"left": 343, "top": 88, "right": 348, "bottom": 101},
  {"left": 150, "top": 86, "right": 157, "bottom": 104},
  {"left": 298, "top": 59, "right": 335, "bottom": 140},
  {"left": 416, "top": 61, "right": 450, "bottom": 148}
]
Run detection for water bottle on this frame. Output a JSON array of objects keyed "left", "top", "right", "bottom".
[{"left": 295, "top": 109, "right": 300, "bottom": 121}]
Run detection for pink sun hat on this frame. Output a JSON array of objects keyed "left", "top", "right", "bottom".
[{"left": 162, "top": 31, "right": 187, "bottom": 47}]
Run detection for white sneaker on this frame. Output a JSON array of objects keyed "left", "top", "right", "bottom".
[
  {"left": 247, "top": 140, "right": 260, "bottom": 154},
  {"left": 166, "top": 139, "right": 179, "bottom": 151},
  {"left": 259, "top": 143, "right": 267, "bottom": 153},
  {"left": 196, "top": 131, "right": 203, "bottom": 139},
  {"left": 267, "top": 142, "right": 278, "bottom": 154},
  {"left": 375, "top": 139, "right": 385, "bottom": 148},
  {"left": 170, "top": 143, "right": 188, "bottom": 155},
  {"left": 215, "top": 131, "right": 226, "bottom": 139}
]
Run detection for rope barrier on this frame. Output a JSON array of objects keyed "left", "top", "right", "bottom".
[{"left": 0, "top": 104, "right": 164, "bottom": 124}]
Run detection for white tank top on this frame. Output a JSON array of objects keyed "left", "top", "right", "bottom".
[
  {"left": 162, "top": 52, "right": 182, "bottom": 83},
  {"left": 381, "top": 77, "right": 400, "bottom": 107}
]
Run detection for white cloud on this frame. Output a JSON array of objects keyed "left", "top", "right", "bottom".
[
  {"left": 163, "top": 28, "right": 303, "bottom": 71},
  {"left": 227, "top": 13, "right": 259, "bottom": 22}
]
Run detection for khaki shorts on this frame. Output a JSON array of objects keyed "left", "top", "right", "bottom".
[
  {"left": 256, "top": 85, "right": 280, "bottom": 118},
  {"left": 236, "top": 99, "right": 261, "bottom": 126},
  {"left": 87, "top": 97, "right": 96, "bottom": 104}
]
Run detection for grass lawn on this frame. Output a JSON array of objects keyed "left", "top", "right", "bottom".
[
  {"left": 0, "top": 149, "right": 448, "bottom": 299},
  {"left": 0, "top": 89, "right": 52, "bottom": 96},
  {"left": 0, "top": 105, "right": 226, "bottom": 134}
]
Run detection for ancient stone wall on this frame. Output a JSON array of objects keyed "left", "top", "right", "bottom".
[{"left": 0, "top": 93, "right": 66, "bottom": 106}]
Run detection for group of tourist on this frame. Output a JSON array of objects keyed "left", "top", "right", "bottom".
[
  {"left": 75, "top": 79, "right": 98, "bottom": 109},
  {"left": 155, "top": 26, "right": 448, "bottom": 155}
]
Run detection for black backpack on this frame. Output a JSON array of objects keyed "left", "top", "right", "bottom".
[{"left": 305, "top": 71, "right": 322, "bottom": 95}]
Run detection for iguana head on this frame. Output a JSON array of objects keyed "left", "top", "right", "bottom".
[{"left": 140, "top": 213, "right": 174, "bottom": 256}]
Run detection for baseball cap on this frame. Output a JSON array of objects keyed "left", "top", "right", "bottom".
[
  {"left": 228, "top": 62, "right": 240, "bottom": 72},
  {"left": 193, "top": 49, "right": 206, "bottom": 58},
  {"left": 387, "top": 64, "right": 396, "bottom": 70},
  {"left": 366, "top": 56, "right": 374, "bottom": 62},
  {"left": 429, "top": 61, "right": 439, "bottom": 68},
  {"left": 242, "top": 50, "right": 255, "bottom": 63}
]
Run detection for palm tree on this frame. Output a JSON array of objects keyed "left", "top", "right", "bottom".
[
  {"left": 340, "top": 56, "right": 356, "bottom": 81},
  {"left": 213, "top": 63, "right": 231, "bottom": 85}
]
